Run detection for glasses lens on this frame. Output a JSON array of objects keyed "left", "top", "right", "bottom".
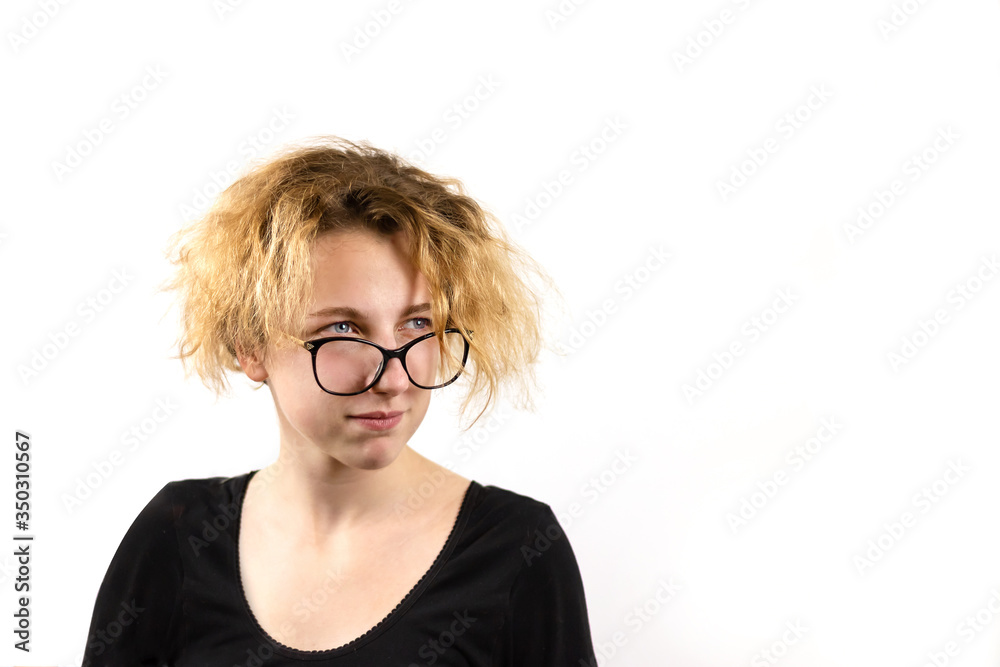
[
  {"left": 313, "top": 332, "right": 467, "bottom": 394},
  {"left": 405, "top": 331, "right": 467, "bottom": 389},
  {"left": 314, "top": 339, "right": 384, "bottom": 394}
]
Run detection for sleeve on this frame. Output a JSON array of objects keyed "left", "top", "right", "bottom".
[
  {"left": 506, "top": 504, "right": 598, "bottom": 666},
  {"left": 81, "top": 482, "right": 183, "bottom": 667}
]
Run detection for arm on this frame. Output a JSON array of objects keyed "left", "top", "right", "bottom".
[
  {"left": 81, "top": 482, "right": 183, "bottom": 666},
  {"left": 507, "top": 505, "right": 598, "bottom": 666}
]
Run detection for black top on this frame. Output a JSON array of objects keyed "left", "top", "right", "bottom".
[{"left": 81, "top": 470, "right": 597, "bottom": 666}]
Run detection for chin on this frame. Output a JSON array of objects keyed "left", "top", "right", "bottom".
[{"left": 345, "top": 439, "right": 406, "bottom": 470}]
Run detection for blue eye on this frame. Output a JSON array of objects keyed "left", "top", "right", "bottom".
[
  {"left": 323, "top": 321, "right": 357, "bottom": 335},
  {"left": 319, "top": 318, "right": 431, "bottom": 337}
]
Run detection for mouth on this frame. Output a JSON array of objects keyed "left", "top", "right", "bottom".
[
  {"left": 348, "top": 411, "right": 404, "bottom": 431},
  {"left": 350, "top": 411, "right": 403, "bottom": 419}
]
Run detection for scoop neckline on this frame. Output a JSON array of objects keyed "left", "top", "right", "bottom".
[{"left": 232, "top": 468, "right": 479, "bottom": 660}]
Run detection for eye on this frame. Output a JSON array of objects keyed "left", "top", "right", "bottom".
[
  {"left": 405, "top": 317, "right": 432, "bottom": 330},
  {"left": 321, "top": 321, "right": 358, "bottom": 335}
]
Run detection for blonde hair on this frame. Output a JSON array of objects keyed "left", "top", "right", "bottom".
[{"left": 159, "top": 135, "right": 562, "bottom": 430}]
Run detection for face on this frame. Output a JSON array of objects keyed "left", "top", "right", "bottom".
[{"left": 240, "top": 229, "right": 435, "bottom": 470}]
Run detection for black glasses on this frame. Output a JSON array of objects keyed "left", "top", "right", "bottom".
[{"left": 282, "top": 329, "right": 471, "bottom": 396}]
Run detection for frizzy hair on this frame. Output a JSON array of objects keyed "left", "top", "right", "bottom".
[{"left": 158, "top": 135, "right": 564, "bottom": 430}]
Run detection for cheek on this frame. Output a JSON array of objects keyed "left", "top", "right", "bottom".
[
  {"left": 408, "top": 392, "right": 432, "bottom": 421},
  {"left": 269, "top": 362, "right": 343, "bottom": 418},
  {"left": 282, "top": 387, "right": 353, "bottom": 439}
]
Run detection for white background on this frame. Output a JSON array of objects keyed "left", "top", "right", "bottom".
[{"left": 2, "top": 0, "right": 999, "bottom": 665}]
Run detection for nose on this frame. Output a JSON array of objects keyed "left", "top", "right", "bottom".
[{"left": 371, "top": 351, "right": 410, "bottom": 394}]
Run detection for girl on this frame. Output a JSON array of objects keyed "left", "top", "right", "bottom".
[{"left": 82, "top": 136, "right": 597, "bottom": 665}]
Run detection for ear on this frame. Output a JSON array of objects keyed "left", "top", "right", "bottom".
[{"left": 235, "top": 344, "right": 269, "bottom": 383}]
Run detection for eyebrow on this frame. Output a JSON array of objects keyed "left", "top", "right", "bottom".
[{"left": 307, "top": 302, "right": 432, "bottom": 320}]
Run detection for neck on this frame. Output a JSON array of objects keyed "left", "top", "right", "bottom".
[{"left": 246, "top": 444, "right": 452, "bottom": 544}]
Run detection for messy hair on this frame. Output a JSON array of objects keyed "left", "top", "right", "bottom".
[{"left": 159, "top": 135, "right": 562, "bottom": 430}]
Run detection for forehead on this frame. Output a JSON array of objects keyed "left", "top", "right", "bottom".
[{"left": 307, "top": 230, "right": 431, "bottom": 318}]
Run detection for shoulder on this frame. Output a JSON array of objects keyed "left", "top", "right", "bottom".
[
  {"left": 468, "top": 482, "right": 569, "bottom": 556},
  {"left": 154, "top": 470, "right": 253, "bottom": 516},
  {"left": 127, "top": 471, "right": 253, "bottom": 561},
  {"left": 123, "top": 471, "right": 250, "bottom": 541},
  {"left": 164, "top": 470, "right": 250, "bottom": 499},
  {"left": 115, "top": 473, "right": 237, "bottom": 532},
  {"left": 473, "top": 481, "right": 556, "bottom": 522},
  {"left": 159, "top": 470, "right": 252, "bottom": 524},
  {"left": 479, "top": 485, "right": 597, "bottom": 662}
]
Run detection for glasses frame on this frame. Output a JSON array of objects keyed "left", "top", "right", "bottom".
[{"left": 282, "top": 328, "right": 472, "bottom": 396}]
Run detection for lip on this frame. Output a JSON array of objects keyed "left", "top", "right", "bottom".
[
  {"left": 351, "top": 411, "right": 403, "bottom": 419},
  {"left": 349, "top": 411, "right": 404, "bottom": 431}
]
